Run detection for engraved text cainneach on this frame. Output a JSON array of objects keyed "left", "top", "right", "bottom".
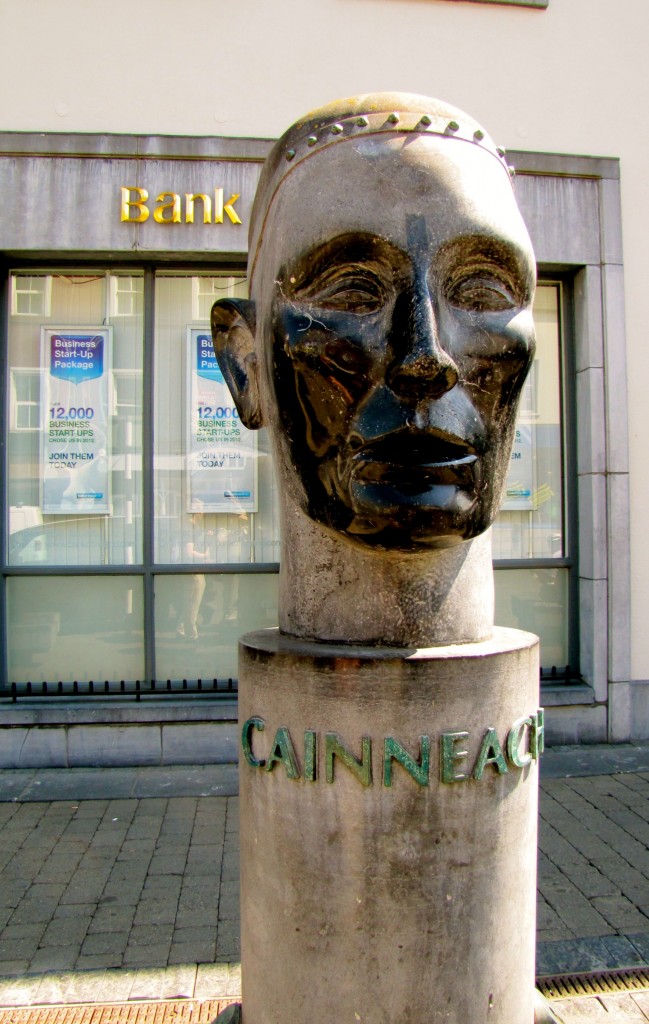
[{"left": 241, "top": 710, "right": 545, "bottom": 787}]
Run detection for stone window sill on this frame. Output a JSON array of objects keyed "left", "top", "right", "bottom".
[{"left": 540, "top": 683, "right": 597, "bottom": 707}]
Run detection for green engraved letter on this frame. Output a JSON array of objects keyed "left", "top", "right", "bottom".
[
  {"left": 304, "top": 730, "right": 317, "bottom": 782},
  {"left": 507, "top": 716, "right": 533, "bottom": 768},
  {"left": 325, "top": 733, "right": 372, "bottom": 786},
  {"left": 265, "top": 726, "right": 301, "bottom": 779},
  {"left": 440, "top": 731, "right": 469, "bottom": 784},
  {"left": 383, "top": 736, "right": 430, "bottom": 787},
  {"left": 473, "top": 728, "right": 509, "bottom": 780},
  {"left": 241, "top": 716, "right": 266, "bottom": 768},
  {"left": 530, "top": 708, "right": 545, "bottom": 759}
]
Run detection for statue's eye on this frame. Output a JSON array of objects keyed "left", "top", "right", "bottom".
[
  {"left": 446, "top": 274, "right": 517, "bottom": 312},
  {"left": 295, "top": 269, "right": 387, "bottom": 314}
]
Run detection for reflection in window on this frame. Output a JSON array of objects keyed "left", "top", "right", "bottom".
[
  {"left": 7, "top": 576, "right": 144, "bottom": 684},
  {"left": 10, "top": 274, "right": 52, "bottom": 317},
  {"left": 493, "top": 283, "right": 570, "bottom": 672},
  {"left": 110, "top": 275, "right": 143, "bottom": 318},
  {"left": 10, "top": 370, "right": 41, "bottom": 431},
  {"left": 7, "top": 271, "right": 144, "bottom": 566},
  {"left": 191, "top": 275, "right": 248, "bottom": 322},
  {"left": 495, "top": 567, "right": 569, "bottom": 668},
  {"left": 154, "top": 574, "right": 278, "bottom": 681},
  {"left": 494, "top": 285, "right": 563, "bottom": 559},
  {"left": 154, "top": 273, "right": 280, "bottom": 565}
]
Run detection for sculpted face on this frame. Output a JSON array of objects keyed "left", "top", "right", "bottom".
[{"left": 213, "top": 102, "right": 536, "bottom": 554}]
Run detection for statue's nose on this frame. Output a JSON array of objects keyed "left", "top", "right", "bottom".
[{"left": 387, "top": 277, "right": 459, "bottom": 401}]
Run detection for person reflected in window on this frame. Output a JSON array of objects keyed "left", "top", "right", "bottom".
[{"left": 177, "top": 513, "right": 213, "bottom": 641}]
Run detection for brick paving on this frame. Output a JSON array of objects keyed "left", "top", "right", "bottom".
[
  {"left": 0, "top": 748, "right": 648, "bottom": 1018},
  {"left": 0, "top": 795, "right": 240, "bottom": 1003},
  {"left": 536, "top": 771, "right": 649, "bottom": 979},
  {"left": 550, "top": 991, "right": 649, "bottom": 1021}
]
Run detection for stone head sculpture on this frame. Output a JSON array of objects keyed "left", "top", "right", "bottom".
[{"left": 212, "top": 93, "right": 536, "bottom": 647}]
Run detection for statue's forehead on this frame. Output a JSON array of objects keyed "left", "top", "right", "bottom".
[{"left": 254, "top": 135, "right": 531, "bottom": 279}]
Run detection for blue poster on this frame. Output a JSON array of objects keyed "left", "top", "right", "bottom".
[
  {"left": 196, "top": 334, "right": 224, "bottom": 383},
  {"left": 503, "top": 424, "right": 535, "bottom": 511},
  {"left": 41, "top": 327, "right": 112, "bottom": 515},
  {"left": 187, "top": 327, "right": 257, "bottom": 513},
  {"left": 49, "top": 334, "right": 104, "bottom": 384}
]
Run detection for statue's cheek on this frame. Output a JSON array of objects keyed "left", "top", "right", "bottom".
[{"left": 292, "top": 362, "right": 358, "bottom": 457}]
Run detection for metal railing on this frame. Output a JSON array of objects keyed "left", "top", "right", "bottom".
[{"left": 6, "top": 676, "right": 238, "bottom": 702}]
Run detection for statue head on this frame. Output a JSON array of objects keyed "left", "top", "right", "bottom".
[{"left": 212, "top": 93, "right": 536, "bottom": 554}]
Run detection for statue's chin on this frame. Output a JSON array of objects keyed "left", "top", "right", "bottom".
[
  {"left": 307, "top": 503, "right": 494, "bottom": 555},
  {"left": 349, "top": 476, "right": 478, "bottom": 516},
  {"left": 282, "top": 456, "right": 498, "bottom": 552}
]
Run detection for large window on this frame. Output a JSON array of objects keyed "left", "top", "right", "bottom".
[
  {"left": 152, "top": 272, "right": 279, "bottom": 683},
  {"left": 7, "top": 576, "right": 144, "bottom": 685},
  {"left": 493, "top": 283, "right": 573, "bottom": 674},
  {"left": 153, "top": 273, "right": 279, "bottom": 566},
  {"left": 4, "top": 268, "right": 279, "bottom": 690},
  {"left": 7, "top": 271, "right": 144, "bottom": 568},
  {"left": 2, "top": 268, "right": 571, "bottom": 690}
]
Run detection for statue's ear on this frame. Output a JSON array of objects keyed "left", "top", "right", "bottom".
[{"left": 211, "top": 298, "right": 263, "bottom": 430}]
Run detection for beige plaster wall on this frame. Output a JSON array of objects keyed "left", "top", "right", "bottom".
[{"left": 1, "top": 0, "right": 647, "bottom": 678}]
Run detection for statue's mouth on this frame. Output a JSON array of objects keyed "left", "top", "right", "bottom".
[{"left": 350, "top": 432, "right": 478, "bottom": 495}]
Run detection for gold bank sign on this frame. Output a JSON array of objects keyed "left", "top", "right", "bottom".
[{"left": 120, "top": 186, "right": 242, "bottom": 224}]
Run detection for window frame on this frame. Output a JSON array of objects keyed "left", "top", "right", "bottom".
[
  {"left": 494, "top": 275, "right": 579, "bottom": 680},
  {"left": 1, "top": 259, "right": 278, "bottom": 692},
  {"left": 506, "top": 150, "right": 630, "bottom": 736}
]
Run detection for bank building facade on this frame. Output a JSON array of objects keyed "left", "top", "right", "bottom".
[{"left": 0, "top": 0, "right": 642, "bottom": 765}]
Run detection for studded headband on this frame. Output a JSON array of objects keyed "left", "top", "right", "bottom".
[{"left": 248, "top": 93, "right": 514, "bottom": 287}]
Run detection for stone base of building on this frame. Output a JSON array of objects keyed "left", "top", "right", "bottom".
[{"left": 0, "top": 702, "right": 238, "bottom": 767}]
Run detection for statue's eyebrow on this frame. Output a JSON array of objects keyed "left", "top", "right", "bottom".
[
  {"left": 281, "top": 233, "right": 406, "bottom": 294},
  {"left": 435, "top": 234, "right": 536, "bottom": 305}
]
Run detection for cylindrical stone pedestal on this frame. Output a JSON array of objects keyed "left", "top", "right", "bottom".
[{"left": 238, "top": 627, "right": 540, "bottom": 1024}]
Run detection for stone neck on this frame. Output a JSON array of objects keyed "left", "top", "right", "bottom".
[{"left": 278, "top": 501, "right": 494, "bottom": 648}]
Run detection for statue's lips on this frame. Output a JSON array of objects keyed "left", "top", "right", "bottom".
[{"left": 350, "top": 435, "right": 478, "bottom": 492}]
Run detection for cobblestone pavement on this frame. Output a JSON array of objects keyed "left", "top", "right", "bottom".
[
  {"left": 0, "top": 793, "right": 241, "bottom": 1006},
  {"left": 549, "top": 991, "right": 649, "bottom": 1021},
  {"left": 0, "top": 747, "right": 647, "bottom": 1017},
  {"left": 537, "top": 771, "right": 649, "bottom": 977}
]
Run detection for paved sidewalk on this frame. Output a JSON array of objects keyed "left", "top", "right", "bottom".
[
  {"left": 0, "top": 792, "right": 240, "bottom": 1006},
  {"left": 0, "top": 746, "right": 647, "bottom": 1017},
  {"left": 537, "top": 771, "right": 649, "bottom": 977}
]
